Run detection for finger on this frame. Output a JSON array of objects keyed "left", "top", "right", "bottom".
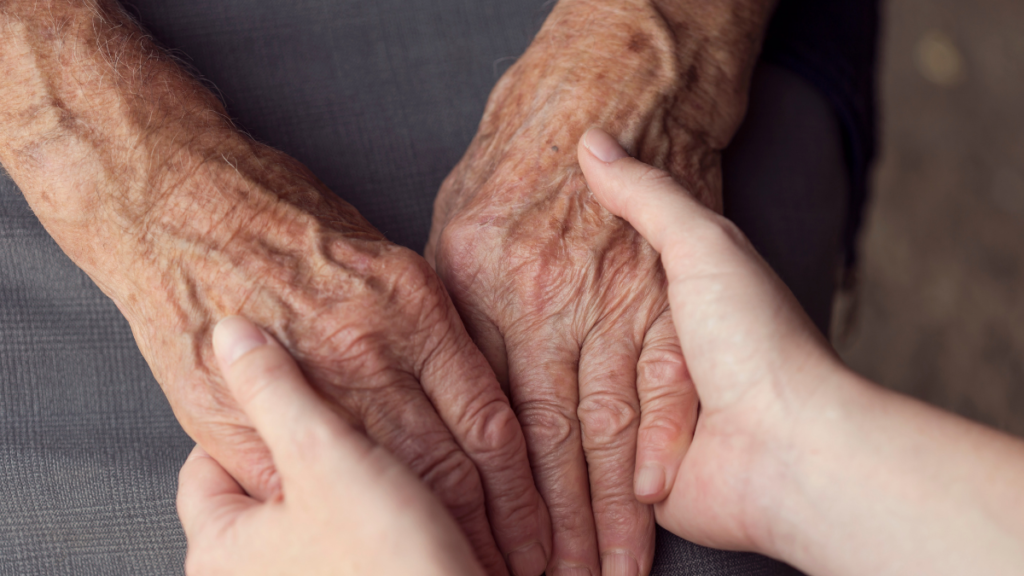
[
  {"left": 357, "top": 376, "right": 510, "bottom": 576},
  {"left": 504, "top": 331, "right": 599, "bottom": 576},
  {"left": 419, "top": 320, "right": 552, "bottom": 576},
  {"left": 634, "top": 310, "right": 698, "bottom": 504},
  {"left": 189, "top": 419, "right": 281, "bottom": 501},
  {"left": 212, "top": 316, "right": 368, "bottom": 477},
  {"left": 457, "top": 301, "right": 511, "bottom": 391},
  {"left": 432, "top": 228, "right": 511, "bottom": 389},
  {"left": 176, "top": 445, "right": 253, "bottom": 540},
  {"left": 578, "top": 128, "right": 720, "bottom": 257},
  {"left": 577, "top": 327, "right": 653, "bottom": 576}
]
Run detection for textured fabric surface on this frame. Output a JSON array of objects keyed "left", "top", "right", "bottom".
[
  {"left": 0, "top": 176, "right": 190, "bottom": 574},
  {"left": 1, "top": 1, "right": 856, "bottom": 574}
]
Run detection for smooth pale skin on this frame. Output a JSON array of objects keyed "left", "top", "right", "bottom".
[
  {"left": 577, "top": 127, "right": 1024, "bottom": 576},
  {"left": 177, "top": 316, "right": 484, "bottom": 576}
]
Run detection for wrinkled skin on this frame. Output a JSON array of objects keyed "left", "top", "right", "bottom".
[
  {"left": 426, "top": 5, "right": 713, "bottom": 576},
  {"left": 116, "top": 142, "right": 552, "bottom": 576},
  {"left": 0, "top": 3, "right": 551, "bottom": 574},
  {"left": 426, "top": 0, "right": 771, "bottom": 573}
]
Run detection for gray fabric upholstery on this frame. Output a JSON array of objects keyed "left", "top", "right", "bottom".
[{"left": 1, "top": 1, "right": 845, "bottom": 573}]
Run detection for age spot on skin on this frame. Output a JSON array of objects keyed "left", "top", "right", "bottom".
[
  {"left": 683, "top": 64, "right": 701, "bottom": 91},
  {"left": 50, "top": 96, "right": 78, "bottom": 129},
  {"left": 627, "top": 32, "right": 651, "bottom": 54}
]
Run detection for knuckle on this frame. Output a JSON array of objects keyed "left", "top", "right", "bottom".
[
  {"left": 435, "top": 219, "right": 483, "bottom": 277},
  {"left": 577, "top": 391, "right": 640, "bottom": 446},
  {"left": 516, "top": 400, "right": 579, "bottom": 452},
  {"left": 638, "top": 412, "right": 689, "bottom": 448},
  {"left": 327, "top": 328, "right": 386, "bottom": 373},
  {"left": 632, "top": 164, "right": 676, "bottom": 191},
  {"left": 461, "top": 397, "right": 523, "bottom": 456},
  {"left": 419, "top": 448, "right": 486, "bottom": 522},
  {"left": 386, "top": 246, "right": 446, "bottom": 305},
  {"left": 637, "top": 346, "right": 688, "bottom": 388},
  {"left": 434, "top": 216, "right": 506, "bottom": 307},
  {"left": 594, "top": 487, "right": 650, "bottom": 514},
  {"left": 220, "top": 433, "right": 281, "bottom": 498},
  {"left": 248, "top": 461, "right": 282, "bottom": 498}
]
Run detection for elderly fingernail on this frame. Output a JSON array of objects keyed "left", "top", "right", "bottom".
[
  {"left": 583, "top": 127, "right": 628, "bottom": 163},
  {"left": 602, "top": 551, "right": 639, "bottom": 576},
  {"left": 635, "top": 463, "right": 666, "bottom": 498},
  {"left": 508, "top": 542, "right": 547, "bottom": 576},
  {"left": 213, "top": 316, "right": 267, "bottom": 366},
  {"left": 552, "top": 567, "right": 592, "bottom": 576}
]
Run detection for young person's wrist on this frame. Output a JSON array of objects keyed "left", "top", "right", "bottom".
[
  {"left": 731, "top": 354, "right": 866, "bottom": 561},
  {"left": 748, "top": 363, "right": 884, "bottom": 568}
]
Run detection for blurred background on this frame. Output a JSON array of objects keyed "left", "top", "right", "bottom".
[{"left": 833, "top": 0, "right": 1024, "bottom": 436}]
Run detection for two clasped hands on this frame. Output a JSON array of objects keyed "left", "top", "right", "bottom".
[{"left": 176, "top": 129, "right": 1024, "bottom": 576}]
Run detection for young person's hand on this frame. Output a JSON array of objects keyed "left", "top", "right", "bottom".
[
  {"left": 577, "top": 127, "right": 837, "bottom": 552},
  {"left": 176, "top": 316, "right": 486, "bottom": 576},
  {"left": 578, "top": 128, "right": 1024, "bottom": 576}
]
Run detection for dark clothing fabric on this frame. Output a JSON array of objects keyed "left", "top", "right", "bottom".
[
  {"left": 0, "top": 1, "right": 870, "bottom": 574},
  {"left": 763, "top": 0, "right": 881, "bottom": 265}
]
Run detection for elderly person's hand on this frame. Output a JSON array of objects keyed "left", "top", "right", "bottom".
[
  {"left": 177, "top": 316, "right": 486, "bottom": 576},
  {"left": 426, "top": 1, "right": 776, "bottom": 573},
  {"left": 0, "top": 2, "right": 549, "bottom": 574}
]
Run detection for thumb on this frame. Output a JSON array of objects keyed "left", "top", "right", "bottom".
[
  {"left": 578, "top": 127, "right": 829, "bottom": 412},
  {"left": 577, "top": 127, "right": 719, "bottom": 258},
  {"left": 578, "top": 127, "right": 768, "bottom": 294},
  {"left": 212, "top": 316, "right": 372, "bottom": 481}
]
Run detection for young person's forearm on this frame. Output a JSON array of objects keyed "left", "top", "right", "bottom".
[{"left": 772, "top": 370, "right": 1024, "bottom": 575}]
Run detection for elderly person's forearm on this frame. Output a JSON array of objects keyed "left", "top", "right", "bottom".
[
  {"left": 648, "top": 0, "right": 778, "bottom": 151},
  {"left": 0, "top": 4, "right": 552, "bottom": 572},
  {"left": 0, "top": 0, "right": 372, "bottom": 279}
]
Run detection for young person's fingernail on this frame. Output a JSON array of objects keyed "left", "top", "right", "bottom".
[
  {"left": 583, "top": 127, "right": 628, "bottom": 163},
  {"left": 635, "top": 463, "right": 666, "bottom": 498},
  {"left": 508, "top": 541, "right": 547, "bottom": 576},
  {"left": 214, "top": 316, "right": 267, "bottom": 366}
]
